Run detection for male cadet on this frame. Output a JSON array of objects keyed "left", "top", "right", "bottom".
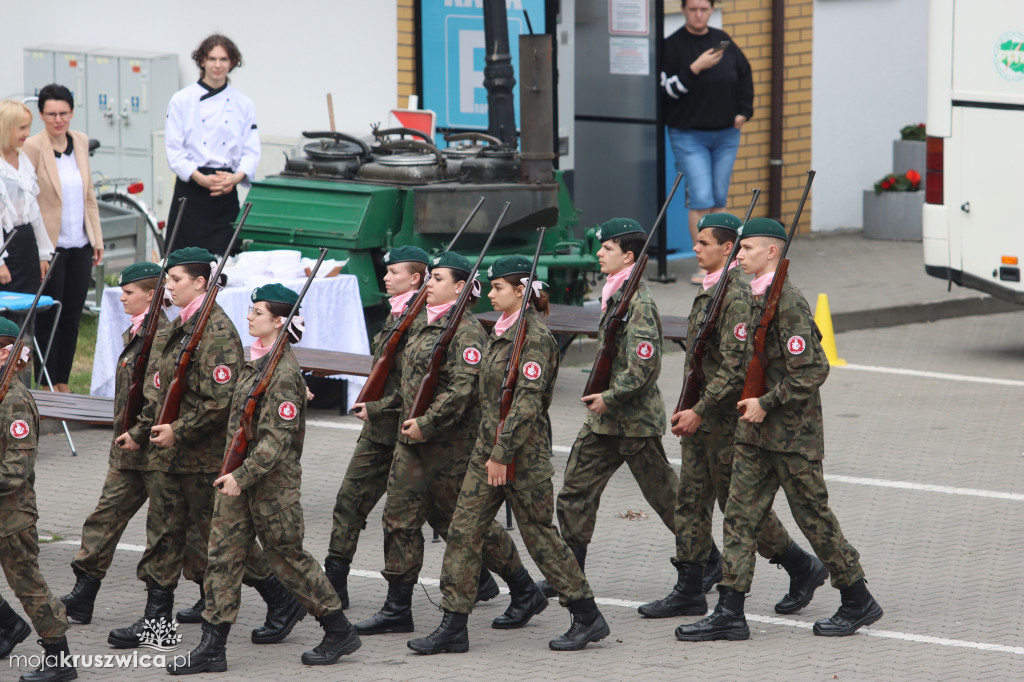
[
  {"left": 637, "top": 214, "right": 826, "bottom": 627},
  {"left": 675, "top": 218, "right": 883, "bottom": 642},
  {"left": 539, "top": 217, "right": 680, "bottom": 597}
]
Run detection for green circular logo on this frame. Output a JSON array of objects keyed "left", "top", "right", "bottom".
[{"left": 994, "top": 31, "right": 1024, "bottom": 82}]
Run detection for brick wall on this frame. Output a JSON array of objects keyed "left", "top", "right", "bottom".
[{"left": 397, "top": 0, "right": 417, "bottom": 107}]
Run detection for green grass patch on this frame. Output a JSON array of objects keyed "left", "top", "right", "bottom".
[{"left": 69, "top": 312, "right": 99, "bottom": 395}]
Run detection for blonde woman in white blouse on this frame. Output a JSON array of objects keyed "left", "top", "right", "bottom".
[{"left": 0, "top": 99, "right": 54, "bottom": 293}]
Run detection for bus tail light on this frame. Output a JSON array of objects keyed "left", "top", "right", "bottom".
[{"left": 925, "top": 136, "right": 944, "bottom": 205}]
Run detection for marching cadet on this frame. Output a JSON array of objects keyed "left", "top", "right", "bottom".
[
  {"left": 109, "top": 248, "right": 301, "bottom": 650},
  {"left": 638, "top": 214, "right": 826, "bottom": 624},
  {"left": 408, "top": 256, "right": 609, "bottom": 655},
  {"left": 0, "top": 319, "right": 77, "bottom": 681},
  {"left": 675, "top": 218, "right": 883, "bottom": 641},
  {"left": 539, "top": 218, "right": 680, "bottom": 597},
  {"left": 355, "top": 252, "right": 530, "bottom": 636},
  {"left": 168, "top": 284, "right": 359, "bottom": 674}
]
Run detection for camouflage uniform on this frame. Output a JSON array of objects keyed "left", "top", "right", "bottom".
[
  {"left": 556, "top": 282, "right": 679, "bottom": 547},
  {"left": 722, "top": 276, "right": 865, "bottom": 592},
  {"left": 204, "top": 347, "right": 342, "bottom": 625},
  {"left": 0, "top": 380, "right": 69, "bottom": 640},
  {"left": 440, "top": 309, "right": 593, "bottom": 613},
  {"left": 381, "top": 311, "right": 523, "bottom": 585},
  {"left": 676, "top": 272, "right": 792, "bottom": 565}
]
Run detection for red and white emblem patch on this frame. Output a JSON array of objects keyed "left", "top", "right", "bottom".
[
  {"left": 787, "top": 336, "right": 806, "bottom": 355},
  {"left": 10, "top": 420, "right": 29, "bottom": 439},
  {"left": 213, "top": 365, "right": 232, "bottom": 384},
  {"left": 636, "top": 341, "right": 655, "bottom": 360},
  {"left": 733, "top": 323, "right": 748, "bottom": 341},
  {"left": 153, "top": 372, "right": 161, "bottom": 389},
  {"left": 523, "top": 361, "right": 542, "bottom": 381},
  {"left": 463, "top": 347, "right": 481, "bottom": 365},
  {"left": 278, "top": 401, "right": 297, "bottom": 421}
]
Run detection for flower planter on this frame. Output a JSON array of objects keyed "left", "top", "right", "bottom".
[
  {"left": 862, "top": 190, "right": 924, "bottom": 241},
  {"left": 893, "top": 140, "right": 925, "bottom": 176}
]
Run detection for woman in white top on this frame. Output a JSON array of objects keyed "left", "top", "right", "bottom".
[
  {"left": 0, "top": 99, "right": 54, "bottom": 294},
  {"left": 164, "top": 34, "right": 260, "bottom": 256}
]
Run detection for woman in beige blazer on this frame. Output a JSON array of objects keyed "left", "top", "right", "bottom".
[{"left": 23, "top": 84, "right": 104, "bottom": 392}]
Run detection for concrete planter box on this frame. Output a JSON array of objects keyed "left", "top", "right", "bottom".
[
  {"left": 893, "top": 139, "right": 926, "bottom": 176},
  {"left": 862, "top": 190, "right": 924, "bottom": 241}
]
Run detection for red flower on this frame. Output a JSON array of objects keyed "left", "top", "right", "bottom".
[
  {"left": 906, "top": 169, "right": 921, "bottom": 183},
  {"left": 881, "top": 178, "right": 893, "bottom": 190}
]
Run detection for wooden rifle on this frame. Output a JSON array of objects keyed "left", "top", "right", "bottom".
[
  {"left": 219, "top": 248, "right": 328, "bottom": 479},
  {"left": 583, "top": 172, "right": 683, "bottom": 399},
  {"left": 119, "top": 197, "right": 187, "bottom": 434},
  {"left": 0, "top": 252, "right": 60, "bottom": 404},
  {"left": 738, "top": 170, "right": 815, "bottom": 413},
  {"left": 354, "top": 196, "right": 485, "bottom": 405},
  {"left": 406, "top": 202, "right": 509, "bottom": 420},
  {"left": 496, "top": 226, "right": 547, "bottom": 483},
  {"left": 154, "top": 202, "right": 252, "bottom": 426},
  {"left": 673, "top": 188, "right": 761, "bottom": 421}
]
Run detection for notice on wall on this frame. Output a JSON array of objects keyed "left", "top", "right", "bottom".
[
  {"left": 609, "top": 37, "right": 649, "bottom": 75},
  {"left": 609, "top": 0, "right": 649, "bottom": 35}
]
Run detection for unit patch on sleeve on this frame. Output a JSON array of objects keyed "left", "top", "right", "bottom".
[
  {"left": 278, "top": 401, "right": 297, "bottom": 420},
  {"left": 463, "top": 347, "right": 481, "bottom": 365},
  {"left": 636, "top": 341, "right": 655, "bottom": 360},
  {"left": 213, "top": 365, "right": 233, "bottom": 384},
  {"left": 523, "top": 361, "right": 542, "bottom": 381},
  {"left": 787, "top": 336, "right": 806, "bottom": 355},
  {"left": 10, "top": 420, "right": 29, "bottom": 439}
]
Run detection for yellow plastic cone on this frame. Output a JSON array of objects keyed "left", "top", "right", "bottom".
[{"left": 813, "top": 293, "right": 846, "bottom": 366}]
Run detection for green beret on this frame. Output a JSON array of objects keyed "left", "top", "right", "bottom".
[
  {"left": 166, "top": 247, "right": 216, "bottom": 269},
  {"left": 697, "top": 213, "right": 742, "bottom": 232},
  {"left": 383, "top": 246, "right": 429, "bottom": 265},
  {"left": 118, "top": 262, "right": 161, "bottom": 287},
  {"left": 595, "top": 217, "right": 645, "bottom": 243},
  {"left": 251, "top": 283, "right": 299, "bottom": 310},
  {"left": 738, "top": 217, "right": 787, "bottom": 240},
  {"left": 487, "top": 255, "right": 531, "bottom": 280},
  {"left": 0, "top": 317, "right": 19, "bottom": 338},
  {"left": 430, "top": 251, "right": 472, "bottom": 275}
]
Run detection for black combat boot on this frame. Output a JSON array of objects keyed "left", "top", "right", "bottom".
[
  {"left": 539, "top": 545, "right": 586, "bottom": 598},
  {"left": 407, "top": 611, "right": 469, "bottom": 655},
  {"left": 548, "top": 598, "right": 609, "bottom": 651},
  {"left": 638, "top": 560, "right": 707, "bottom": 618},
  {"left": 353, "top": 581, "right": 414, "bottom": 635},
  {"left": 175, "top": 584, "right": 205, "bottom": 624},
  {"left": 18, "top": 637, "right": 77, "bottom": 682},
  {"left": 771, "top": 543, "right": 829, "bottom": 614},
  {"left": 674, "top": 586, "right": 749, "bottom": 642},
  {"left": 813, "top": 579, "right": 883, "bottom": 636},
  {"left": 703, "top": 542, "right": 723, "bottom": 593},
  {"left": 107, "top": 587, "right": 174, "bottom": 648},
  {"left": 324, "top": 559, "right": 350, "bottom": 609},
  {"left": 250, "top": 575, "right": 306, "bottom": 644},
  {"left": 300, "top": 609, "right": 361, "bottom": 665},
  {"left": 492, "top": 567, "right": 547, "bottom": 629},
  {"left": 166, "top": 620, "right": 230, "bottom": 675},
  {"left": 475, "top": 566, "right": 499, "bottom": 603},
  {"left": 59, "top": 568, "right": 101, "bottom": 625},
  {"left": 0, "top": 599, "right": 31, "bottom": 659}
]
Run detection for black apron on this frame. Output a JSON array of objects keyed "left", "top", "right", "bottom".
[{"left": 166, "top": 167, "right": 240, "bottom": 257}]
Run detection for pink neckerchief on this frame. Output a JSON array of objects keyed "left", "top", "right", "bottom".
[
  {"left": 178, "top": 293, "right": 207, "bottom": 323},
  {"left": 426, "top": 301, "right": 455, "bottom": 324},
  {"left": 493, "top": 306, "right": 525, "bottom": 336},
  {"left": 601, "top": 263, "right": 635, "bottom": 311},
  {"left": 250, "top": 338, "right": 273, "bottom": 361},
  {"left": 129, "top": 311, "right": 147, "bottom": 336},
  {"left": 389, "top": 289, "right": 417, "bottom": 316},
  {"left": 702, "top": 261, "right": 739, "bottom": 291},
  {"left": 750, "top": 271, "right": 776, "bottom": 297}
]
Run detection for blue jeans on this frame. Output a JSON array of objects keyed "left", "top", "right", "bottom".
[{"left": 668, "top": 126, "right": 742, "bottom": 210}]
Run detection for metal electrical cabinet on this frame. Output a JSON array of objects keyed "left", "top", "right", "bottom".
[{"left": 22, "top": 45, "right": 91, "bottom": 136}]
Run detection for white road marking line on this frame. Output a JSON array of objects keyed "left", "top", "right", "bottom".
[
  {"left": 837, "top": 363, "right": 1024, "bottom": 388},
  {"left": 307, "top": 419, "right": 364, "bottom": 431}
]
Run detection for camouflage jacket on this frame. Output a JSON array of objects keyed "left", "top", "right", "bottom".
[
  {"left": 226, "top": 347, "right": 306, "bottom": 499},
  {"left": 0, "top": 380, "right": 39, "bottom": 535},
  {"left": 362, "top": 305, "right": 427, "bottom": 445},
  {"left": 139, "top": 301, "right": 244, "bottom": 473},
  {"left": 587, "top": 281, "right": 666, "bottom": 437},
  {"left": 470, "top": 308, "right": 558, "bottom": 489},
  {"left": 685, "top": 270, "right": 753, "bottom": 435},
  {"left": 397, "top": 310, "right": 487, "bottom": 446},
  {"left": 734, "top": 276, "right": 829, "bottom": 459},
  {"left": 112, "top": 313, "right": 169, "bottom": 470}
]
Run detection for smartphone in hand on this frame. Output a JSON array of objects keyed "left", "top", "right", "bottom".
[{"left": 715, "top": 40, "right": 731, "bottom": 52}]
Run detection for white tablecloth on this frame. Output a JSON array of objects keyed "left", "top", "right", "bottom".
[{"left": 91, "top": 275, "right": 368, "bottom": 409}]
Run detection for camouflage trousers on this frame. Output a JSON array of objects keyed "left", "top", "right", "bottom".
[
  {"left": 382, "top": 439, "right": 524, "bottom": 584},
  {"left": 722, "top": 444, "right": 865, "bottom": 592},
  {"left": 327, "top": 436, "right": 394, "bottom": 564},
  {"left": 0, "top": 517, "right": 69, "bottom": 640},
  {"left": 675, "top": 431, "right": 792, "bottom": 565},
  {"left": 441, "top": 454, "right": 592, "bottom": 614},
  {"left": 203, "top": 487, "right": 342, "bottom": 626},
  {"left": 71, "top": 466, "right": 149, "bottom": 580},
  {"left": 138, "top": 471, "right": 271, "bottom": 590},
  {"left": 556, "top": 424, "right": 679, "bottom": 548}
]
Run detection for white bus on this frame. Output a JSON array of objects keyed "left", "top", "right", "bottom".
[{"left": 923, "top": 0, "right": 1024, "bottom": 304}]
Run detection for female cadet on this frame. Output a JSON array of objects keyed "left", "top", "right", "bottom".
[
  {"left": 408, "top": 255, "right": 609, "bottom": 655},
  {"left": 355, "top": 251, "right": 533, "bottom": 636},
  {"left": 168, "top": 284, "right": 360, "bottom": 674}
]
